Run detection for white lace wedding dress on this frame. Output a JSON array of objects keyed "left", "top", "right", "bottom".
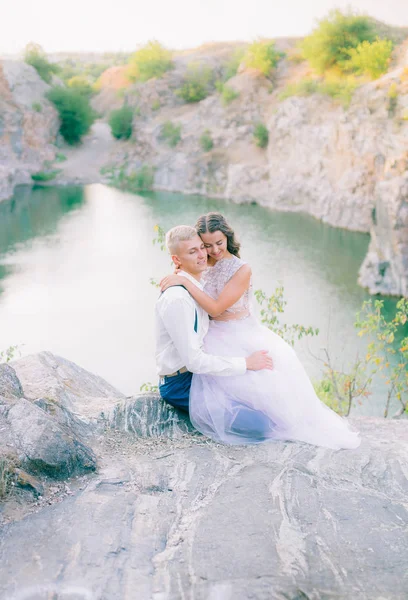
[{"left": 189, "top": 255, "right": 361, "bottom": 450}]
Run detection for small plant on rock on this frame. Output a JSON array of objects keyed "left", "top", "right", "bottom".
[
  {"left": 200, "top": 130, "right": 214, "bottom": 152},
  {"left": 160, "top": 121, "right": 181, "bottom": 147},
  {"left": 253, "top": 123, "right": 269, "bottom": 148}
]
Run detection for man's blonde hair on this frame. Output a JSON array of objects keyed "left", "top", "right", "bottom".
[{"left": 166, "top": 225, "right": 198, "bottom": 254}]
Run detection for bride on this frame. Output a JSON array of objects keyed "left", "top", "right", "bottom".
[{"left": 160, "top": 212, "right": 361, "bottom": 450}]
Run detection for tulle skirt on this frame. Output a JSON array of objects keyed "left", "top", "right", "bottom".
[{"left": 190, "top": 316, "right": 361, "bottom": 450}]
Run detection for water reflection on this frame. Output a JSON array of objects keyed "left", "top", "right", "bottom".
[{"left": 0, "top": 183, "right": 405, "bottom": 416}]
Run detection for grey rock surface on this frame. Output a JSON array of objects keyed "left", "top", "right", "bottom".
[
  {"left": 0, "top": 416, "right": 407, "bottom": 600},
  {"left": 0, "top": 363, "right": 23, "bottom": 400},
  {"left": 1, "top": 396, "right": 96, "bottom": 478}
]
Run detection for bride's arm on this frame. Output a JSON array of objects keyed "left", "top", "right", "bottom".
[{"left": 160, "top": 265, "right": 251, "bottom": 317}]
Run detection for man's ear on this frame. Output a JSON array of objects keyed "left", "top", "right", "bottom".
[{"left": 171, "top": 254, "right": 181, "bottom": 268}]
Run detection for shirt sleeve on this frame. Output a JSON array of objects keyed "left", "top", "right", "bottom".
[{"left": 160, "top": 295, "right": 246, "bottom": 377}]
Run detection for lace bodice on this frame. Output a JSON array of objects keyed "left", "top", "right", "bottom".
[{"left": 203, "top": 255, "right": 252, "bottom": 314}]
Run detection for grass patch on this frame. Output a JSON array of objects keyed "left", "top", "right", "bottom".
[
  {"left": 220, "top": 85, "right": 240, "bottom": 106},
  {"left": 279, "top": 75, "right": 357, "bottom": 108},
  {"left": 31, "top": 169, "right": 61, "bottom": 182},
  {"left": 108, "top": 165, "right": 155, "bottom": 192},
  {"left": 199, "top": 130, "right": 214, "bottom": 151}
]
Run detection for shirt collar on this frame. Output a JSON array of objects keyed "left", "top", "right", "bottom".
[{"left": 178, "top": 270, "right": 204, "bottom": 290}]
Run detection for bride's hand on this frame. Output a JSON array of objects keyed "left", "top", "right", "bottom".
[{"left": 160, "top": 274, "right": 187, "bottom": 292}]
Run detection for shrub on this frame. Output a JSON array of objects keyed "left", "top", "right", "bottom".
[
  {"left": 47, "top": 86, "right": 96, "bottom": 144},
  {"left": 110, "top": 165, "right": 155, "bottom": 191},
  {"left": 243, "top": 40, "right": 284, "bottom": 77},
  {"left": 279, "top": 75, "right": 356, "bottom": 107},
  {"left": 200, "top": 130, "right": 213, "bottom": 151},
  {"left": 345, "top": 38, "right": 393, "bottom": 79},
  {"left": 127, "top": 41, "right": 173, "bottom": 82},
  {"left": 160, "top": 121, "right": 181, "bottom": 147},
  {"left": 301, "top": 10, "right": 376, "bottom": 73},
  {"left": 318, "top": 75, "right": 357, "bottom": 107},
  {"left": 253, "top": 123, "right": 269, "bottom": 148},
  {"left": 279, "top": 78, "right": 319, "bottom": 100},
  {"left": 223, "top": 48, "right": 246, "bottom": 81},
  {"left": 67, "top": 75, "right": 94, "bottom": 98},
  {"left": 176, "top": 63, "right": 213, "bottom": 103},
  {"left": 24, "top": 42, "right": 59, "bottom": 84},
  {"left": 221, "top": 85, "right": 239, "bottom": 105},
  {"left": 32, "top": 102, "right": 42, "bottom": 112},
  {"left": 31, "top": 169, "right": 61, "bottom": 182},
  {"left": 55, "top": 153, "right": 67, "bottom": 162},
  {"left": 151, "top": 99, "right": 161, "bottom": 111},
  {"left": 109, "top": 105, "right": 133, "bottom": 140}
]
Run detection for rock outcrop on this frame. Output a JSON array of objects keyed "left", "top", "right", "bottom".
[
  {"left": 0, "top": 351, "right": 407, "bottom": 599},
  {"left": 0, "top": 60, "right": 59, "bottom": 201}
]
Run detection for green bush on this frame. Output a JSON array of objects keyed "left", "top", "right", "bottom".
[
  {"left": 109, "top": 105, "right": 133, "bottom": 140},
  {"left": 151, "top": 99, "right": 161, "bottom": 111},
  {"left": 253, "top": 123, "right": 269, "bottom": 148},
  {"left": 32, "top": 102, "right": 42, "bottom": 112},
  {"left": 223, "top": 48, "right": 246, "bottom": 81},
  {"left": 110, "top": 165, "right": 155, "bottom": 191},
  {"left": 301, "top": 10, "right": 376, "bottom": 73},
  {"left": 243, "top": 40, "right": 284, "bottom": 77},
  {"left": 24, "top": 42, "right": 59, "bottom": 84},
  {"left": 160, "top": 121, "right": 181, "bottom": 147},
  {"left": 55, "top": 153, "right": 67, "bottom": 162},
  {"left": 31, "top": 169, "right": 61, "bottom": 182},
  {"left": 47, "top": 86, "right": 96, "bottom": 145},
  {"left": 221, "top": 85, "right": 239, "bottom": 105},
  {"left": 176, "top": 63, "right": 213, "bottom": 103},
  {"left": 279, "top": 75, "right": 356, "bottom": 107},
  {"left": 345, "top": 38, "right": 393, "bottom": 79},
  {"left": 67, "top": 75, "right": 94, "bottom": 98},
  {"left": 279, "top": 78, "right": 319, "bottom": 100},
  {"left": 127, "top": 41, "right": 173, "bottom": 82},
  {"left": 200, "top": 130, "right": 213, "bottom": 151}
]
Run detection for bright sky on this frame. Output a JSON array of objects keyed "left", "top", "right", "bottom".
[{"left": 1, "top": 0, "right": 408, "bottom": 55}]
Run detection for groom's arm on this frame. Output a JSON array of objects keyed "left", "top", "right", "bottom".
[{"left": 160, "top": 295, "right": 246, "bottom": 377}]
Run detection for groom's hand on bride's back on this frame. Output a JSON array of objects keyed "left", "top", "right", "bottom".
[{"left": 246, "top": 350, "right": 273, "bottom": 371}]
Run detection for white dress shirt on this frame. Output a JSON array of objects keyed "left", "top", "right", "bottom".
[{"left": 155, "top": 270, "right": 247, "bottom": 377}]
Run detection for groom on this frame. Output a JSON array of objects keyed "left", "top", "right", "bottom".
[{"left": 155, "top": 225, "right": 273, "bottom": 413}]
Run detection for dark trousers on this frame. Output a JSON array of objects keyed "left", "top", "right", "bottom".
[{"left": 159, "top": 370, "right": 193, "bottom": 413}]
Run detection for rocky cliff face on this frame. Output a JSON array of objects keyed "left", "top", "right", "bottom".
[
  {"left": 0, "top": 60, "right": 59, "bottom": 201},
  {"left": 104, "top": 42, "right": 408, "bottom": 297}
]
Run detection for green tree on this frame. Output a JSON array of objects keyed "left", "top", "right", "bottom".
[
  {"left": 345, "top": 38, "right": 393, "bottom": 79},
  {"left": 127, "top": 41, "right": 173, "bottom": 82},
  {"left": 24, "top": 42, "right": 59, "bottom": 84},
  {"left": 301, "top": 10, "right": 376, "bottom": 73},
  {"left": 67, "top": 75, "right": 94, "bottom": 98},
  {"left": 47, "top": 87, "right": 96, "bottom": 144},
  {"left": 243, "top": 40, "right": 284, "bottom": 77},
  {"left": 109, "top": 105, "right": 133, "bottom": 140}
]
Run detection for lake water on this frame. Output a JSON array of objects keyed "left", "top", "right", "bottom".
[{"left": 0, "top": 183, "right": 405, "bottom": 416}]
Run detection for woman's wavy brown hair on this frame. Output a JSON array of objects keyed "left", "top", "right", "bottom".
[{"left": 195, "top": 212, "right": 241, "bottom": 258}]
